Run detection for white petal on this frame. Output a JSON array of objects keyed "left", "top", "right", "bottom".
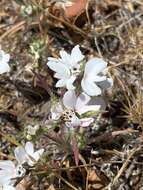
[
  {"left": 88, "top": 75, "right": 107, "bottom": 82},
  {"left": 60, "top": 50, "right": 71, "bottom": 64},
  {"left": 76, "top": 93, "right": 103, "bottom": 115},
  {"left": 3, "top": 54, "right": 10, "bottom": 63},
  {"left": 54, "top": 72, "right": 64, "bottom": 79},
  {"left": 81, "top": 78, "right": 102, "bottom": 96},
  {"left": 71, "top": 115, "right": 81, "bottom": 127},
  {"left": 84, "top": 58, "right": 107, "bottom": 75},
  {"left": 27, "top": 159, "right": 34, "bottom": 167},
  {"left": 0, "top": 62, "right": 10, "bottom": 74},
  {"left": 66, "top": 76, "right": 76, "bottom": 90},
  {"left": 76, "top": 93, "right": 90, "bottom": 111},
  {"left": 56, "top": 78, "right": 67, "bottom": 88},
  {"left": 47, "top": 61, "right": 70, "bottom": 78},
  {"left": 80, "top": 117, "right": 94, "bottom": 127},
  {"left": 63, "top": 90, "right": 76, "bottom": 109},
  {"left": 0, "top": 161, "right": 15, "bottom": 171},
  {"left": 71, "top": 45, "right": 84, "bottom": 64},
  {"left": 25, "top": 142, "right": 34, "bottom": 156},
  {"left": 3, "top": 185, "right": 15, "bottom": 190},
  {"left": 33, "top": 149, "right": 44, "bottom": 161},
  {"left": 14, "top": 147, "right": 27, "bottom": 164},
  {"left": 27, "top": 149, "right": 44, "bottom": 166},
  {"left": 0, "top": 171, "right": 12, "bottom": 184},
  {"left": 0, "top": 161, "right": 16, "bottom": 184}
]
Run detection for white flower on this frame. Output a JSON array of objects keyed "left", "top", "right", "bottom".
[
  {"left": 81, "top": 58, "right": 113, "bottom": 96},
  {"left": 0, "top": 49, "right": 10, "bottom": 74},
  {"left": 0, "top": 160, "right": 25, "bottom": 189},
  {"left": 14, "top": 142, "right": 44, "bottom": 166},
  {"left": 63, "top": 90, "right": 104, "bottom": 127},
  {"left": 51, "top": 90, "right": 105, "bottom": 127},
  {"left": 63, "top": 90, "right": 102, "bottom": 115},
  {"left": 47, "top": 45, "right": 84, "bottom": 90}
]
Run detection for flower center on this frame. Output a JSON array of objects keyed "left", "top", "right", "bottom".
[
  {"left": 62, "top": 109, "right": 75, "bottom": 122},
  {"left": 16, "top": 165, "right": 26, "bottom": 177},
  {"left": 71, "top": 66, "right": 80, "bottom": 76}
]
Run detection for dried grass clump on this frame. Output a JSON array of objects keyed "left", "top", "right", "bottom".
[{"left": 123, "top": 90, "right": 143, "bottom": 128}]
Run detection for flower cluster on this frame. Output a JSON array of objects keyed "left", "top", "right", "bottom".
[
  {"left": 47, "top": 45, "right": 113, "bottom": 128},
  {"left": 0, "top": 44, "right": 113, "bottom": 186},
  {"left": 47, "top": 45, "right": 112, "bottom": 96},
  {"left": 0, "top": 142, "right": 44, "bottom": 190}
]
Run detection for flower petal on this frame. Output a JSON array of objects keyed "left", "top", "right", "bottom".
[
  {"left": 80, "top": 117, "right": 94, "bottom": 127},
  {"left": 3, "top": 53, "right": 10, "bottom": 63},
  {"left": 0, "top": 173, "right": 11, "bottom": 184},
  {"left": 56, "top": 79, "right": 67, "bottom": 88},
  {"left": 47, "top": 60, "right": 70, "bottom": 78},
  {"left": 60, "top": 50, "right": 71, "bottom": 65},
  {"left": 33, "top": 149, "right": 44, "bottom": 161},
  {"left": 84, "top": 58, "right": 107, "bottom": 75},
  {"left": 0, "top": 62, "right": 10, "bottom": 74},
  {"left": 0, "top": 161, "right": 16, "bottom": 184},
  {"left": 71, "top": 45, "right": 84, "bottom": 64},
  {"left": 0, "top": 161, "right": 15, "bottom": 171},
  {"left": 0, "top": 50, "right": 10, "bottom": 63},
  {"left": 25, "top": 142, "right": 34, "bottom": 156},
  {"left": 71, "top": 115, "right": 81, "bottom": 127},
  {"left": 66, "top": 76, "right": 76, "bottom": 90},
  {"left": 3, "top": 185, "right": 15, "bottom": 190},
  {"left": 81, "top": 78, "right": 102, "bottom": 96},
  {"left": 88, "top": 75, "right": 107, "bottom": 82},
  {"left": 76, "top": 92, "right": 90, "bottom": 111},
  {"left": 63, "top": 90, "right": 76, "bottom": 109},
  {"left": 14, "top": 147, "right": 27, "bottom": 165},
  {"left": 54, "top": 72, "right": 64, "bottom": 79}
]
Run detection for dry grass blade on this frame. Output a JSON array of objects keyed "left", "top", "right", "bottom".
[
  {"left": 0, "top": 21, "right": 26, "bottom": 41},
  {"left": 54, "top": 173, "right": 78, "bottom": 190},
  {"left": 111, "top": 145, "right": 142, "bottom": 187},
  {"left": 122, "top": 90, "right": 143, "bottom": 128}
]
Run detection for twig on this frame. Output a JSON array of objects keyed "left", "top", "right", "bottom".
[
  {"left": 0, "top": 151, "right": 15, "bottom": 160},
  {"left": 0, "top": 21, "right": 26, "bottom": 41},
  {"left": 111, "top": 145, "right": 142, "bottom": 187},
  {"left": 54, "top": 173, "right": 78, "bottom": 190},
  {"left": 46, "top": 12, "right": 88, "bottom": 38}
]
